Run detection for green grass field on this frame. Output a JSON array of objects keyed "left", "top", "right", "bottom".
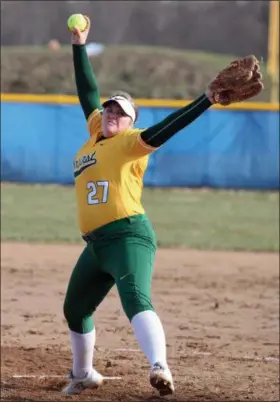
[{"left": 1, "top": 183, "right": 278, "bottom": 252}]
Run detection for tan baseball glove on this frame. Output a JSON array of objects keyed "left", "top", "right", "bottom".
[{"left": 207, "top": 55, "right": 264, "bottom": 106}]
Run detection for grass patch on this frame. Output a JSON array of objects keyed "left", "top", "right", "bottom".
[
  {"left": 1, "top": 45, "right": 271, "bottom": 101},
  {"left": 0, "top": 45, "right": 263, "bottom": 70},
  {"left": 1, "top": 183, "right": 278, "bottom": 252}
]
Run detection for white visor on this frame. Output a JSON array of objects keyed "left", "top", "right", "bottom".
[{"left": 102, "top": 96, "right": 136, "bottom": 123}]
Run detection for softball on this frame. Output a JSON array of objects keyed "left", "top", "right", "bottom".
[{"left": 67, "top": 14, "right": 87, "bottom": 32}]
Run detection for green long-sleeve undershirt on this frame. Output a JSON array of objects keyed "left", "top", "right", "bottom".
[
  {"left": 72, "top": 45, "right": 212, "bottom": 148},
  {"left": 73, "top": 44, "right": 101, "bottom": 118}
]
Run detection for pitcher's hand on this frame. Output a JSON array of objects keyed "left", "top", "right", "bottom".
[{"left": 71, "top": 16, "right": 90, "bottom": 45}]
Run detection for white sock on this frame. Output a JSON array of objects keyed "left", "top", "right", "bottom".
[
  {"left": 131, "top": 310, "right": 167, "bottom": 368},
  {"left": 69, "top": 328, "right": 96, "bottom": 378}
]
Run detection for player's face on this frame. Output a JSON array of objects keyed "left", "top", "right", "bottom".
[{"left": 102, "top": 102, "right": 133, "bottom": 137}]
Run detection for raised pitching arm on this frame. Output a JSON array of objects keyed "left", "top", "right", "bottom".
[{"left": 71, "top": 16, "right": 101, "bottom": 120}]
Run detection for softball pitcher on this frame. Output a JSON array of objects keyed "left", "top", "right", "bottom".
[{"left": 62, "top": 16, "right": 263, "bottom": 397}]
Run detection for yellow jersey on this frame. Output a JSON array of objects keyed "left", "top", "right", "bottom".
[{"left": 73, "top": 109, "right": 157, "bottom": 234}]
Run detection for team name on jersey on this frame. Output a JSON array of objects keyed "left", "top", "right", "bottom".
[
  {"left": 74, "top": 152, "right": 97, "bottom": 178},
  {"left": 74, "top": 152, "right": 97, "bottom": 169}
]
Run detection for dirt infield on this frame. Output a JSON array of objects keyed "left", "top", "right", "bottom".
[{"left": 1, "top": 243, "right": 279, "bottom": 401}]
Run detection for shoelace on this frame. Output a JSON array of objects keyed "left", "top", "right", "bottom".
[{"left": 153, "top": 362, "right": 165, "bottom": 370}]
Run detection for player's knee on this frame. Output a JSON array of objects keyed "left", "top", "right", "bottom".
[
  {"left": 63, "top": 297, "right": 94, "bottom": 333},
  {"left": 63, "top": 296, "right": 82, "bottom": 326},
  {"left": 120, "top": 290, "right": 154, "bottom": 321}
]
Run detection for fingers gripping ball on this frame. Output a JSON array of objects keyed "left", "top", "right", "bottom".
[{"left": 67, "top": 14, "right": 88, "bottom": 32}]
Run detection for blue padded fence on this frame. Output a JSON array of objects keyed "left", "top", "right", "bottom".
[{"left": 1, "top": 101, "right": 279, "bottom": 189}]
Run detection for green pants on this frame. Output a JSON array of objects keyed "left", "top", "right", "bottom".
[{"left": 63, "top": 214, "right": 157, "bottom": 334}]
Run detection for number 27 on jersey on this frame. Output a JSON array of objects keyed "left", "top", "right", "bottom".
[{"left": 87, "top": 181, "right": 109, "bottom": 204}]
